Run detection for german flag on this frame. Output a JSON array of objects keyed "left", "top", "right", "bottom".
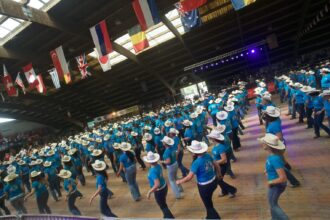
[{"left": 128, "top": 25, "right": 149, "bottom": 53}]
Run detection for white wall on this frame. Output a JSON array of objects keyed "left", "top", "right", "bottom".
[{"left": 0, "top": 120, "right": 48, "bottom": 137}]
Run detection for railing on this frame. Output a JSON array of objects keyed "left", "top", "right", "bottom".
[{"left": 0, "top": 215, "right": 101, "bottom": 220}]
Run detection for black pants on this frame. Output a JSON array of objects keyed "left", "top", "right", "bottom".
[
  {"left": 36, "top": 191, "right": 51, "bottom": 214},
  {"left": 296, "top": 103, "right": 305, "bottom": 123},
  {"left": 106, "top": 152, "right": 117, "bottom": 173},
  {"left": 134, "top": 147, "right": 146, "bottom": 169},
  {"left": 0, "top": 196, "right": 10, "bottom": 215},
  {"left": 197, "top": 179, "right": 221, "bottom": 220},
  {"left": 257, "top": 106, "right": 263, "bottom": 125},
  {"left": 314, "top": 111, "right": 330, "bottom": 136},
  {"left": 68, "top": 190, "right": 82, "bottom": 215},
  {"left": 306, "top": 108, "right": 314, "bottom": 128},
  {"left": 154, "top": 185, "right": 174, "bottom": 219},
  {"left": 284, "top": 168, "right": 300, "bottom": 186},
  {"left": 219, "top": 164, "right": 237, "bottom": 195},
  {"left": 232, "top": 128, "right": 241, "bottom": 150}
]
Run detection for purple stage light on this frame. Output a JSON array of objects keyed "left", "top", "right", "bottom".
[
  {"left": 206, "top": 65, "right": 208, "bottom": 68},
  {"left": 246, "top": 52, "right": 249, "bottom": 55},
  {"left": 216, "top": 62, "right": 218, "bottom": 65},
  {"left": 236, "top": 56, "right": 238, "bottom": 58},
  {"left": 260, "top": 48, "right": 263, "bottom": 50},
  {"left": 200, "top": 66, "right": 203, "bottom": 70},
  {"left": 240, "top": 54, "right": 244, "bottom": 57},
  {"left": 211, "top": 63, "right": 214, "bottom": 67},
  {"left": 221, "top": 60, "right": 224, "bottom": 63},
  {"left": 251, "top": 49, "right": 255, "bottom": 53},
  {"left": 226, "top": 59, "right": 229, "bottom": 62}
]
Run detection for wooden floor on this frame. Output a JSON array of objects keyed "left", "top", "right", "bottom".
[{"left": 11, "top": 97, "right": 330, "bottom": 219}]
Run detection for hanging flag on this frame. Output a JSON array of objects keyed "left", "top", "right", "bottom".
[
  {"left": 231, "top": 0, "right": 256, "bottom": 11},
  {"left": 179, "top": 0, "right": 208, "bottom": 13},
  {"left": 94, "top": 48, "right": 112, "bottom": 72},
  {"left": 2, "top": 65, "right": 18, "bottom": 97},
  {"left": 175, "top": 3, "right": 202, "bottom": 32},
  {"left": 22, "top": 63, "right": 39, "bottom": 89},
  {"left": 50, "top": 46, "right": 71, "bottom": 84},
  {"left": 132, "top": 0, "right": 160, "bottom": 31},
  {"left": 15, "top": 72, "right": 26, "bottom": 94},
  {"left": 48, "top": 68, "right": 61, "bottom": 89},
  {"left": 128, "top": 25, "right": 149, "bottom": 53},
  {"left": 76, "top": 54, "right": 91, "bottom": 79},
  {"left": 36, "top": 74, "right": 46, "bottom": 94},
  {"left": 90, "top": 20, "right": 113, "bottom": 57}
]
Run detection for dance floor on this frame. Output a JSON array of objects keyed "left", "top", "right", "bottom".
[{"left": 13, "top": 97, "right": 330, "bottom": 219}]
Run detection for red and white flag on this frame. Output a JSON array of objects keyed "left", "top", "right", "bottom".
[
  {"left": 22, "top": 63, "right": 39, "bottom": 89},
  {"left": 36, "top": 74, "right": 46, "bottom": 94},
  {"left": 76, "top": 53, "right": 91, "bottom": 79},
  {"left": 15, "top": 72, "right": 26, "bottom": 94},
  {"left": 50, "top": 46, "right": 71, "bottom": 84},
  {"left": 94, "top": 48, "right": 111, "bottom": 72},
  {"left": 2, "top": 65, "right": 18, "bottom": 97}
]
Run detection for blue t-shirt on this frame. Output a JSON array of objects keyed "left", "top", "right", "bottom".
[
  {"left": 295, "top": 90, "right": 305, "bottom": 104},
  {"left": 321, "top": 74, "right": 330, "bottom": 89},
  {"left": 96, "top": 174, "right": 107, "bottom": 192},
  {"left": 154, "top": 135, "right": 164, "bottom": 149},
  {"left": 266, "top": 119, "right": 282, "bottom": 135},
  {"left": 184, "top": 128, "right": 194, "bottom": 140},
  {"left": 324, "top": 99, "right": 330, "bottom": 116},
  {"left": 64, "top": 178, "right": 77, "bottom": 193},
  {"left": 146, "top": 142, "right": 156, "bottom": 153},
  {"left": 304, "top": 94, "right": 314, "bottom": 109},
  {"left": 32, "top": 181, "right": 47, "bottom": 198},
  {"left": 147, "top": 164, "right": 166, "bottom": 188},
  {"left": 44, "top": 166, "right": 58, "bottom": 181},
  {"left": 190, "top": 153, "right": 215, "bottom": 183},
  {"left": 174, "top": 117, "right": 183, "bottom": 130},
  {"left": 312, "top": 96, "right": 324, "bottom": 110},
  {"left": 119, "top": 152, "right": 135, "bottom": 168},
  {"left": 163, "top": 147, "right": 176, "bottom": 165},
  {"left": 266, "top": 154, "right": 285, "bottom": 181},
  {"left": 4, "top": 179, "right": 24, "bottom": 200},
  {"left": 211, "top": 143, "right": 227, "bottom": 161}
]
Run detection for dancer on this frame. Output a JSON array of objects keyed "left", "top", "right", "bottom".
[{"left": 4, "top": 173, "right": 27, "bottom": 214}]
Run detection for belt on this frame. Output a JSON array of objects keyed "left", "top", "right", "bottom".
[
  {"left": 198, "top": 176, "right": 216, "bottom": 186},
  {"left": 157, "top": 183, "right": 167, "bottom": 191}
]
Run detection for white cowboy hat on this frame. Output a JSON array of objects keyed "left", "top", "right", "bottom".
[
  {"left": 17, "top": 160, "right": 26, "bottom": 166},
  {"left": 216, "top": 111, "right": 228, "bottom": 121},
  {"left": 104, "top": 134, "right": 111, "bottom": 141},
  {"left": 113, "top": 143, "right": 121, "bottom": 150},
  {"left": 209, "top": 100, "right": 214, "bottom": 104},
  {"left": 62, "top": 155, "right": 71, "bottom": 162},
  {"left": 214, "top": 98, "right": 222, "bottom": 104},
  {"left": 215, "top": 124, "right": 226, "bottom": 133},
  {"left": 169, "top": 128, "right": 179, "bottom": 135},
  {"left": 154, "top": 128, "right": 161, "bottom": 135},
  {"left": 164, "top": 120, "right": 173, "bottom": 127},
  {"left": 91, "top": 149, "right": 103, "bottom": 157},
  {"left": 131, "top": 131, "right": 138, "bottom": 137},
  {"left": 4, "top": 173, "right": 18, "bottom": 182},
  {"left": 187, "top": 140, "right": 208, "bottom": 154},
  {"left": 68, "top": 148, "right": 78, "bottom": 155},
  {"left": 43, "top": 161, "right": 52, "bottom": 167},
  {"left": 190, "top": 112, "right": 198, "bottom": 119},
  {"left": 207, "top": 130, "right": 225, "bottom": 141},
  {"left": 88, "top": 145, "right": 95, "bottom": 152},
  {"left": 92, "top": 160, "right": 107, "bottom": 171},
  {"left": 116, "top": 131, "right": 123, "bottom": 137},
  {"left": 35, "top": 159, "right": 43, "bottom": 165},
  {"left": 263, "top": 106, "right": 281, "bottom": 117},
  {"left": 294, "top": 82, "right": 303, "bottom": 88},
  {"left": 95, "top": 138, "right": 102, "bottom": 143},
  {"left": 31, "top": 171, "right": 41, "bottom": 178},
  {"left": 196, "top": 106, "right": 203, "bottom": 115},
  {"left": 161, "top": 136, "right": 174, "bottom": 146},
  {"left": 7, "top": 165, "right": 16, "bottom": 174},
  {"left": 262, "top": 95, "right": 272, "bottom": 101},
  {"left": 320, "top": 90, "right": 330, "bottom": 97},
  {"left": 58, "top": 169, "right": 72, "bottom": 179},
  {"left": 259, "top": 82, "right": 266, "bottom": 87},
  {"left": 143, "top": 151, "right": 160, "bottom": 163},
  {"left": 258, "top": 133, "right": 285, "bottom": 150},
  {"left": 144, "top": 125, "right": 152, "bottom": 131},
  {"left": 144, "top": 133, "right": 153, "bottom": 141},
  {"left": 120, "top": 142, "right": 132, "bottom": 151},
  {"left": 224, "top": 105, "right": 234, "bottom": 112},
  {"left": 82, "top": 140, "right": 89, "bottom": 146},
  {"left": 182, "top": 120, "right": 193, "bottom": 127}
]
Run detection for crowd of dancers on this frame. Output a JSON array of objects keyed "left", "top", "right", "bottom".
[{"left": 0, "top": 59, "right": 329, "bottom": 219}]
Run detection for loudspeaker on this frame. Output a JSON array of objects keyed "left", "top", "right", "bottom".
[{"left": 266, "top": 33, "right": 279, "bottom": 49}]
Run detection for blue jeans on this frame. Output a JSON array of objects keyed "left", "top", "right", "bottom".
[
  {"left": 36, "top": 191, "right": 51, "bottom": 214},
  {"left": 100, "top": 190, "right": 117, "bottom": 217},
  {"left": 10, "top": 196, "right": 27, "bottom": 214},
  {"left": 177, "top": 150, "right": 189, "bottom": 177},
  {"left": 125, "top": 165, "right": 141, "bottom": 201},
  {"left": 314, "top": 111, "right": 330, "bottom": 136},
  {"left": 268, "top": 183, "right": 289, "bottom": 220},
  {"left": 68, "top": 190, "right": 82, "bottom": 215},
  {"left": 167, "top": 162, "right": 183, "bottom": 199}
]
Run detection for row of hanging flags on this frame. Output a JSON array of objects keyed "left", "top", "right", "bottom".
[{"left": 2, "top": 0, "right": 255, "bottom": 97}]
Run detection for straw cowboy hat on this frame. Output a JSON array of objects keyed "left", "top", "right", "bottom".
[
  {"left": 262, "top": 94, "right": 272, "bottom": 101},
  {"left": 162, "top": 136, "right": 174, "bottom": 146},
  {"left": 259, "top": 82, "right": 266, "bottom": 87},
  {"left": 113, "top": 143, "right": 121, "bottom": 150},
  {"left": 258, "top": 133, "right": 285, "bottom": 150},
  {"left": 4, "top": 173, "right": 19, "bottom": 182},
  {"left": 58, "top": 169, "right": 72, "bottom": 179},
  {"left": 320, "top": 90, "right": 330, "bottom": 97},
  {"left": 301, "top": 86, "right": 313, "bottom": 93},
  {"left": 216, "top": 111, "right": 228, "bottom": 121},
  {"left": 91, "top": 149, "right": 103, "bottom": 157},
  {"left": 207, "top": 130, "right": 225, "bottom": 141},
  {"left": 92, "top": 160, "right": 107, "bottom": 171},
  {"left": 7, "top": 165, "right": 16, "bottom": 174},
  {"left": 95, "top": 138, "right": 102, "bottom": 143},
  {"left": 154, "top": 128, "right": 161, "bottom": 135},
  {"left": 144, "top": 125, "right": 152, "bottom": 131},
  {"left": 164, "top": 120, "right": 173, "bottom": 127},
  {"left": 82, "top": 140, "right": 89, "bottom": 146},
  {"left": 263, "top": 106, "right": 281, "bottom": 118},
  {"left": 62, "top": 155, "right": 71, "bottom": 162},
  {"left": 215, "top": 124, "right": 226, "bottom": 133},
  {"left": 43, "top": 161, "right": 52, "bottom": 167},
  {"left": 68, "top": 148, "right": 78, "bottom": 155},
  {"left": 120, "top": 142, "right": 132, "bottom": 151},
  {"left": 35, "top": 159, "right": 43, "bottom": 165},
  {"left": 88, "top": 146, "right": 95, "bottom": 152},
  {"left": 104, "top": 134, "right": 111, "bottom": 141},
  {"left": 31, "top": 171, "right": 41, "bottom": 178},
  {"left": 187, "top": 140, "right": 208, "bottom": 154},
  {"left": 169, "top": 128, "right": 179, "bottom": 135},
  {"left": 190, "top": 112, "right": 198, "bottom": 119},
  {"left": 131, "top": 131, "right": 138, "bottom": 137},
  {"left": 143, "top": 151, "right": 160, "bottom": 163},
  {"left": 47, "top": 150, "right": 55, "bottom": 157},
  {"left": 144, "top": 133, "right": 153, "bottom": 141},
  {"left": 182, "top": 120, "right": 193, "bottom": 127},
  {"left": 17, "top": 160, "right": 26, "bottom": 166},
  {"left": 116, "top": 131, "right": 123, "bottom": 137},
  {"left": 224, "top": 105, "right": 234, "bottom": 112}
]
